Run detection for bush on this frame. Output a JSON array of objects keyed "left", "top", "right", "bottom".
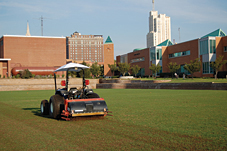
[
  {"left": 41, "top": 75, "right": 47, "bottom": 79},
  {"left": 202, "top": 77, "right": 212, "bottom": 79},
  {"left": 217, "top": 71, "right": 227, "bottom": 78},
  {"left": 0, "top": 74, "right": 1, "bottom": 78},
  {"left": 3, "top": 75, "right": 5, "bottom": 78},
  {"left": 159, "top": 73, "right": 172, "bottom": 78},
  {"left": 20, "top": 69, "right": 32, "bottom": 79},
  {"left": 32, "top": 74, "right": 35, "bottom": 78},
  {"left": 34, "top": 75, "right": 41, "bottom": 79},
  {"left": 57, "top": 75, "right": 60, "bottom": 78},
  {"left": 12, "top": 76, "right": 15, "bottom": 79},
  {"left": 112, "top": 76, "right": 120, "bottom": 78},
  {"left": 16, "top": 74, "right": 20, "bottom": 79},
  {"left": 62, "top": 74, "right": 65, "bottom": 78},
  {"left": 98, "top": 76, "right": 103, "bottom": 79},
  {"left": 48, "top": 74, "right": 53, "bottom": 78}
]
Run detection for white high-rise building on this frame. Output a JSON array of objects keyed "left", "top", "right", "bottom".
[{"left": 147, "top": 2, "right": 171, "bottom": 47}]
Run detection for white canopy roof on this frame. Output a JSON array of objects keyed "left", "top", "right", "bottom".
[{"left": 54, "top": 63, "right": 90, "bottom": 72}]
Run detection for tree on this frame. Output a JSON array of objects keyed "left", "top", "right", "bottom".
[
  {"left": 20, "top": 69, "right": 32, "bottom": 79},
  {"left": 183, "top": 58, "right": 201, "bottom": 79},
  {"left": 131, "top": 65, "right": 141, "bottom": 77},
  {"left": 68, "top": 71, "right": 77, "bottom": 78},
  {"left": 149, "top": 63, "right": 161, "bottom": 78},
  {"left": 90, "top": 62, "right": 101, "bottom": 78},
  {"left": 210, "top": 55, "right": 227, "bottom": 79},
  {"left": 79, "top": 61, "right": 91, "bottom": 78},
  {"left": 108, "top": 61, "right": 117, "bottom": 76},
  {"left": 167, "top": 62, "right": 180, "bottom": 78},
  {"left": 117, "top": 62, "right": 131, "bottom": 76}
]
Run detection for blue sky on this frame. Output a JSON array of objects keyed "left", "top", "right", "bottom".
[{"left": 0, "top": 0, "right": 227, "bottom": 58}]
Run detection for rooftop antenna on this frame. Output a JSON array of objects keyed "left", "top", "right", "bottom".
[
  {"left": 152, "top": 0, "right": 155, "bottom": 11},
  {"left": 178, "top": 27, "right": 181, "bottom": 43},
  {"left": 41, "top": 16, "right": 44, "bottom": 36},
  {"left": 34, "top": 16, "right": 50, "bottom": 36}
]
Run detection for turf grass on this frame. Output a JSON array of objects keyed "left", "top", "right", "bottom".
[{"left": 0, "top": 89, "right": 226, "bottom": 150}]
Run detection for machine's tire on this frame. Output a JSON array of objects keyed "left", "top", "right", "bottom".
[
  {"left": 86, "top": 93, "right": 100, "bottom": 98},
  {"left": 40, "top": 100, "right": 49, "bottom": 115},
  {"left": 49, "top": 95, "right": 64, "bottom": 119}
]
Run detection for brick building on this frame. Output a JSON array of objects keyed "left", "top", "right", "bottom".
[
  {"left": 103, "top": 36, "right": 114, "bottom": 76},
  {"left": 117, "top": 29, "right": 227, "bottom": 78},
  {"left": 66, "top": 32, "right": 114, "bottom": 76},
  {"left": 0, "top": 32, "right": 114, "bottom": 77},
  {"left": 0, "top": 35, "right": 66, "bottom": 77},
  {"left": 67, "top": 32, "right": 104, "bottom": 62}
]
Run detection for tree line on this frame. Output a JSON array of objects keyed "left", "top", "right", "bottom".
[
  {"left": 107, "top": 55, "right": 227, "bottom": 79},
  {"left": 12, "top": 56, "right": 226, "bottom": 79}
]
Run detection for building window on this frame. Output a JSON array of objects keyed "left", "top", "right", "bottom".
[
  {"left": 169, "top": 50, "right": 190, "bottom": 58},
  {"left": 156, "top": 49, "right": 162, "bottom": 60},
  {"left": 203, "top": 62, "right": 209, "bottom": 73},
  {"left": 224, "top": 46, "right": 227, "bottom": 52},
  {"left": 210, "top": 40, "right": 216, "bottom": 53},
  {"left": 203, "top": 62, "right": 209, "bottom": 74},
  {"left": 203, "top": 62, "right": 214, "bottom": 74},
  {"left": 180, "top": 65, "right": 190, "bottom": 75},
  {"left": 168, "top": 53, "right": 172, "bottom": 58},
  {"left": 200, "top": 40, "right": 208, "bottom": 55},
  {"left": 150, "top": 48, "right": 155, "bottom": 60},
  {"left": 136, "top": 68, "right": 145, "bottom": 77},
  {"left": 210, "top": 65, "right": 214, "bottom": 73},
  {"left": 182, "top": 51, "right": 190, "bottom": 56}
]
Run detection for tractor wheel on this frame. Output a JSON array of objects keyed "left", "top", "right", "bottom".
[
  {"left": 40, "top": 100, "right": 49, "bottom": 115},
  {"left": 49, "top": 95, "right": 64, "bottom": 119},
  {"left": 86, "top": 93, "right": 100, "bottom": 98}
]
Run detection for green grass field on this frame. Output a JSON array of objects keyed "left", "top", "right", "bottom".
[{"left": 0, "top": 89, "right": 226, "bottom": 150}]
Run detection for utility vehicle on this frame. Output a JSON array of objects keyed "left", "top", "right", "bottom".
[{"left": 40, "top": 63, "right": 111, "bottom": 120}]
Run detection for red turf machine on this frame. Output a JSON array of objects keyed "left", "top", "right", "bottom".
[{"left": 40, "top": 63, "right": 111, "bottom": 120}]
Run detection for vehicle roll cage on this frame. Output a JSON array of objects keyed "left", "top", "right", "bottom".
[{"left": 54, "top": 67, "right": 86, "bottom": 94}]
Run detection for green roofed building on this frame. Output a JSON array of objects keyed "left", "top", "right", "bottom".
[
  {"left": 133, "top": 48, "right": 146, "bottom": 52},
  {"left": 201, "top": 29, "right": 226, "bottom": 38},
  {"left": 157, "top": 39, "right": 173, "bottom": 46},
  {"left": 105, "top": 36, "right": 113, "bottom": 44},
  {"left": 116, "top": 28, "right": 227, "bottom": 78}
]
